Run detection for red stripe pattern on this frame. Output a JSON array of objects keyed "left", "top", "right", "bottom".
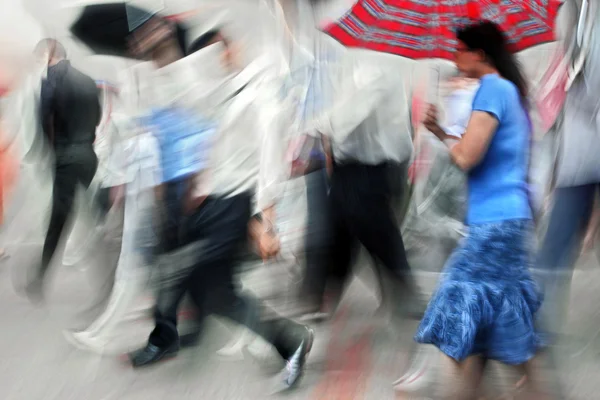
[{"left": 323, "top": 0, "right": 561, "bottom": 60}]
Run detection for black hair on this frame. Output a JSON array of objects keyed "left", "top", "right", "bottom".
[
  {"left": 130, "top": 16, "right": 188, "bottom": 57},
  {"left": 456, "top": 21, "right": 528, "bottom": 107},
  {"left": 34, "top": 39, "right": 67, "bottom": 59},
  {"left": 174, "top": 23, "right": 188, "bottom": 57},
  {"left": 188, "top": 29, "right": 224, "bottom": 55}
]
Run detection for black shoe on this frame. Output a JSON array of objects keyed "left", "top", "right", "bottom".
[
  {"left": 129, "top": 341, "right": 179, "bottom": 368},
  {"left": 179, "top": 332, "right": 201, "bottom": 348},
  {"left": 280, "top": 326, "right": 314, "bottom": 390}
]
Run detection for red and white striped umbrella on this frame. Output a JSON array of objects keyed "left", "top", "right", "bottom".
[{"left": 322, "top": 0, "right": 562, "bottom": 60}]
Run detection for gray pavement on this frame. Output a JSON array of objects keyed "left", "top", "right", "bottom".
[
  {"left": 1, "top": 242, "right": 600, "bottom": 399},
  {"left": 2, "top": 176, "right": 600, "bottom": 399}
]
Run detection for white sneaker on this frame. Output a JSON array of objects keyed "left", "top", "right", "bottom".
[
  {"left": 215, "top": 328, "right": 254, "bottom": 360},
  {"left": 63, "top": 330, "right": 110, "bottom": 355},
  {"left": 246, "top": 336, "right": 276, "bottom": 361},
  {"left": 244, "top": 335, "right": 282, "bottom": 375}
]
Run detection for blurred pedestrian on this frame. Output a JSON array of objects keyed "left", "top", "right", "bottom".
[
  {"left": 25, "top": 39, "right": 100, "bottom": 302},
  {"left": 535, "top": 0, "right": 600, "bottom": 341},
  {"left": 410, "top": 21, "right": 546, "bottom": 399},
  {"left": 533, "top": 2, "right": 600, "bottom": 397},
  {"left": 313, "top": 48, "right": 421, "bottom": 322},
  {"left": 126, "top": 18, "right": 314, "bottom": 391}
]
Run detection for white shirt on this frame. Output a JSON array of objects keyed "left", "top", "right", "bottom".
[
  {"left": 130, "top": 43, "right": 292, "bottom": 214},
  {"left": 121, "top": 131, "right": 162, "bottom": 196},
  {"left": 256, "top": 43, "right": 325, "bottom": 212},
  {"left": 441, "top": 84, "right": 479, "bottom": 138},
  {"left": 97, "top": 113, "right": 162, "bottom": 192},
  {"left": 314, "top": 50, "right": 413, "bottom": 165},
  {"left": 94, "top": 119, "right": 124, "bottom": 188},
  {"left": 183, "top": 52, "right": 290, "bottom": 215}
]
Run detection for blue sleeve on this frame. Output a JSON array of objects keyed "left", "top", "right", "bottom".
[{"left": 471, "top": 81, "right": 506, "bottom": 121}]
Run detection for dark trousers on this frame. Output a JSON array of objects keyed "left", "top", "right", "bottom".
[
  {"left": 151, "top": 192, "right": 303, "bottom": 359},
  {"left": 149, "top": 178, "right": 193, "bottom": 328},
  {"left": 158, "top": 179, "right": 188, "bottom": 253},
  {"left": 40, "top": 148, "right": 98, "bottom": 278},
  {"left": 299, "top": 169, "right": 334, "bottom": 306},
  {"left": 326, "top": 162, "right": 415, "bottom": 309}
]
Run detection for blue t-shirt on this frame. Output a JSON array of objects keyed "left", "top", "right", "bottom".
[
  {"left": 466, "top": 74, "right": 532, "bottom": 225},
  {"left": 144, "top": 108, "right": 215, "bottom": 184}
]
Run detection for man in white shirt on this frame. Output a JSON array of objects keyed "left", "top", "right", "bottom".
[
  {"left": 313, "top": 50, "right": 421, "bottom": 319},
  {"left": 126, "top": 19, "right": 313, "bottom": 390}
]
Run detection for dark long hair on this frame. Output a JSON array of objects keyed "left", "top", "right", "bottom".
[
  {"left": 458, "top": 21, "right": 536, "bottom": 217},
  {"left": 456, "top": 21, "right": 529, "bottom": 108}
]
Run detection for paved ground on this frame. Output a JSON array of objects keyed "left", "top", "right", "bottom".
[{"left": 2, "top": 169, "right": 600, "bottom": 399}]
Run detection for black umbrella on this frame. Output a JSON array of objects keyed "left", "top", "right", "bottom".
[{"left": 70, "top": 2, "right": 187, "bottom": 59}]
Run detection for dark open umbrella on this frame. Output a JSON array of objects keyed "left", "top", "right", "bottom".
[{"left": 70, "top": 2, "right": 187, "bottom": 59}]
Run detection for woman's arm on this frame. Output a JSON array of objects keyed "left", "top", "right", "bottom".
[
  {"left": 447, "top": 111, "right": 498, "bottom": 171},
  {"left": 425, "top": 104, "right": 498, "bottom": 171}
]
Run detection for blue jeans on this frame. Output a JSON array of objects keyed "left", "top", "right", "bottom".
[{"left": 535, "top": 184, "right": 598, "bottom": 339}]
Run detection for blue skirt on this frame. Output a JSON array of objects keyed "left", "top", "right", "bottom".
[{"left": 415, "top": 219, "right": 541, "bottom": 364}]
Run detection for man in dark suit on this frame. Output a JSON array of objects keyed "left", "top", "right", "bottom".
[{"left": 26, "top": 39, "right": 101, "bottom": 301}]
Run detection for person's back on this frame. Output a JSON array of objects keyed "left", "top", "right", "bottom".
[
  {"left": 323, "top": 51, "right": 413, "bottom": 166},
  {"left": 467, "top": 74, "right": 531, "bottom": 225},
  {"left": 26, "top": 39, "right": 101, "bottom": 302},
  {"left": 46, "top": 61, "right": 100, "bottom": 148}
]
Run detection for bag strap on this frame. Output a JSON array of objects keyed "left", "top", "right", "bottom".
[
  {"left": 567, "top": 0, "right": 594, "bottom": 90},
  {"left": 546, "top": 108, "right": 565, "bottom": 196}
]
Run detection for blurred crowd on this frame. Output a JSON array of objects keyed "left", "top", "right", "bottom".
[{"left": 0, "top": 0, "right": 598, "bottom": 399}]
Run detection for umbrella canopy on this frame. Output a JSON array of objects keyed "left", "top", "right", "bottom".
[
  {"left": 322, "top": 0, "right": 563, "bottom": 60},
  {"left": 70, "top": 2, "right": 187, "bottom": 59}
]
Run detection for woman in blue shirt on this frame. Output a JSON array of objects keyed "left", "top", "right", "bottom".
[{"left": 414, "top": 21, "right": 542, "bottom": 398}]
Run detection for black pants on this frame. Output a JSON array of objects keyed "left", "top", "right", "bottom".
[
  {"left": 151, "top": 193, "right": 303, "bottom": 360},
  {"left": 150, "top": 178, "right": 193, "bottom": 327},
  {"left": 326, "top": 162, "right": 415, "bottom": 307},
  {"left": 39, "top": 148, "right": 98, "bottom": 278},
  {"left": 299, "top": 169, "right": 334, "bottom": 307}
]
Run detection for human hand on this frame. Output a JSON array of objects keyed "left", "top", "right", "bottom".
[
  {"left": 258, "top": 230, "right": 280, "bottom": 260},
  {"left": 290, "top": 159, "right": 309, "bottom": 177},
  {"left": 423, "top": 104, "right": 442, "bottom": 136},
  {"left": 320, "top": 133, "right": 333, "bottom": 177},
  {"left": 183, "top": 194, "right": 206, "bottom": 216},
  {"left": 110, "top": 185, "right": 125, "bottom": 207},
  {"left": 325, "top": 153, "right": 333, "bottom": 178}
]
